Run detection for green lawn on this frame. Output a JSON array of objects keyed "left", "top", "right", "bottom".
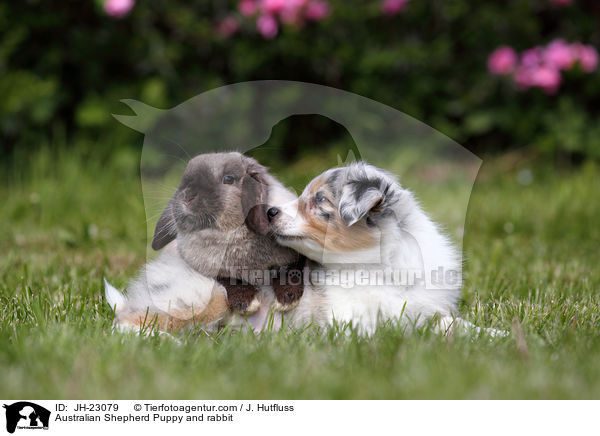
[{"left": 1, "top": 146, "right": 599, "bottom": 399}]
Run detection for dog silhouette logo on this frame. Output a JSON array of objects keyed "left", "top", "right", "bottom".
[
  {"left": 113, "top": 80, "right": 480, "bottom": 269},
  {"left": 3, "top": 402, "right": 50, "bottom": 433}
]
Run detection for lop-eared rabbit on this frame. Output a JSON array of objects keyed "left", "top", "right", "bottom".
[{"left": 105, "top": 152, "right": 304, "bottom": 332}]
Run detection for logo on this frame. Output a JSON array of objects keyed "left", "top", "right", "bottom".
[{"left": 3, "top": 402, "right": 50, "bottom": 434}]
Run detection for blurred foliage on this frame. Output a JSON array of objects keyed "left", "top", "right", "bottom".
[{"left": 1, "top": 0, "right": 600, "bottom": 165}]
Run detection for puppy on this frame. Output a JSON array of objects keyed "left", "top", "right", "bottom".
[
  {"left": 267, "top": 162, "right": 464, "bottom": 334},
  {"left": 105, "top": 152, "right": 304, "bottom": 333}
]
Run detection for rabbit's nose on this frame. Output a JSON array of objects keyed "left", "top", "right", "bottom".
[
  {"left": 183, "top": 189, "right": 197, "bottom": 203},
  {"left": 267, "top": 207, "right": 280, "bottom": 221}
]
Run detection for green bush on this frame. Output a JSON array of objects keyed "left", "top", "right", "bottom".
[{"left": 1, "top": 0, "right": 599, "bottom": 162}]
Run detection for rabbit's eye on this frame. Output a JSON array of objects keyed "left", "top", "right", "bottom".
[{"left": 222, "top": 175, "right": 235, "bottom": 184}]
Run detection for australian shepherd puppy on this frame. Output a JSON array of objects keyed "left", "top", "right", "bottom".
[{"left": 266, "top": 162, "right": 463, "bottom": 334}]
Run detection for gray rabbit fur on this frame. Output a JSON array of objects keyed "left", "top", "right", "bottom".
[{"left": 105, "top": 152, "right": 302, "bottom": 332}]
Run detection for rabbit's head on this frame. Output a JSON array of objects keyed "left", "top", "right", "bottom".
[
  {"left": 152, "top": 152, "right": 272, "bottom": 250},
  {"left": 151, "top": 152, "right": 299, "bottom": 277}
]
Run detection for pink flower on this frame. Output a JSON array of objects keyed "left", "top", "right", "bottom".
[
  {"left": 572, "top": 43, "right": 598, "bottom": 72},
  {"left": 103, "top": 0, "right": 135, "bottom": 18},
  {"left": 280, "top": 0, "right": 306, "bottom": 25},
  {"left": 532, "top": 65, "right": 562, "bottom": 94},
  {"left": 506, "top": 40, "right": 597, "bottom": 94},
  {"left": 305, "top": 0, "right": 330, "bottom": 21},
  {"left": 216, "top": 16, "right": 239, "bottom": 37},
  {"left": 239, "top": 0, "right": 258, "bottom": 16},
  {"left": 543, "top": 39, "right": 575, "bottom": 70},
  {"left": 382, "top": 0, "right": 410, "bottom": 15},
  {"left": 549, "top": 0, "right": 573, "bottom": 5},
  {"left": 262, "top": 0, "right": 286, "bottom": 14},
  {"left": 257, "top": 14, "right": 278, "bottom": 38},
  {"left": 515, "top": 65, "right": 562, "bottom": 94},
  {"left": 487, "top": 46, "right": 518, "bottom": 75},
  {"left": 514, "top": 66, "right": 535, "bottom": 89},
  {"left": 521, "top": 47, "right": 543, "bottom": 68}
]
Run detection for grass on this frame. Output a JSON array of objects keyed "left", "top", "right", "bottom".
[{"left": 1, "top": 145, "right": 600, "bottom": 399}]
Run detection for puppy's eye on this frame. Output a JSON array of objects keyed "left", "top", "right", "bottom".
[
  {"left": 222, "top": 175, "right": 235, "bottom": 185},
  {"left": 315, "top": 192, "right": 326, "bottom": 203}
]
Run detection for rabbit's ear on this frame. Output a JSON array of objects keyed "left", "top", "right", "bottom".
[
  {"left": 152, "top": 198, "right": 177, "bottom": 250},
  {"left": 241, "top": 164, "right": 270, "bottom": 236}
]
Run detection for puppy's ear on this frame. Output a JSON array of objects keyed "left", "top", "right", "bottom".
[
  {"left": 241, "top": 162, "right": 269, "bottom": 236},
  {"left": 152, "top": 198, "right": 177, "bottom": 250},
  {"left": 338, "top": 164, "right": 397, "bottom": 227}
]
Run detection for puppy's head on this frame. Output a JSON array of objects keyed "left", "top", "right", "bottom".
[
  {"left": 268, "top": 162, "right": 403, "bottom": 261},
  {"left": 152, "top": 152, "right": 270, "bottom": 250}
]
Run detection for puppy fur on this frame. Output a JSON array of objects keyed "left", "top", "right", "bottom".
[
  {"left": 105, "top": 242, "right": 229, "bottom": 332},
  {"left": 268, "top": 162, "right": 463, "bottom": 334}
]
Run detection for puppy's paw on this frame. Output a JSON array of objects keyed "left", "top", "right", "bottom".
[
  {"left": 221, "top": 280, "right": 260, "bottom": 315},
  {"left": 273, "top": 297, "right": 300, "bottom": 313},
  {"left": 438, "top": 316, "right": 509, "bottom": 340},
  {"left": 485, "top": 327, "right": 510, "bottom": 338},
  {"left": 272, "top": 284, "right": 303, "bottom": 312},
  {"left": 271, "top": 258, "right": 305, "bottom": 313},
  {"left": 244, "top": 296, "right": 261, "bottom": 314},
  {"left": 230, "top": 295, "right": 260, "bottom": 315}
]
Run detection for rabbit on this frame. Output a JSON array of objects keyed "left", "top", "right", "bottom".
[{"left": 105, "top": 152, "right": 305, "bottom": 333}]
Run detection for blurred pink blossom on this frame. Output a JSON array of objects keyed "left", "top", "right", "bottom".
[
  {"left": 280, "top": 9, "right": 300, "bottom": 24},
  {"left": 514, "top": 65, "right": 561, "bottom": 94},
  {"left": 241, "top": 0, "right": 330, "bottom": 38},
  {"left": 305, "top": 0, "right": 331, "bottom": 20},
  {"left": 280, "top": 0, "right": 307, "bottom": 25},
  {"left": 490, "top": 40, "right": 597, "bottom": 94},
  {"left": 543, "top": 39, "right": 575, "bottom": 70},
  {"left": 382, "top": 0, "right": 410, "bottom": 15},
  {"left": 572, "top": 43, "right": 599, "bottom": 72},
  {"left": 239, "top": 0, "right": 258, "bottom": 16},
  {"left": 257, "top": 14, "right": 278, "bottom": 38},
  {"left": 549, "top": 0, "right": 573, "bottom": 5},
  {"left": 262, "top": 0, "right": 287, "bottom": 14},
  {"left": 530, "top": 65, "right": 562, "bottom": 94},
  {"left": 488, "top": 46, "right": 518, "bottom": 75},
  {"left": 103, "top": 0, "right": 135, "bottom": 18},
  {"left": 514, "top": 66, "right": 535, "bottom": 89},
  {"left": 216, "top": 16, "right": 239, "bottom": 37},
  {"left": 521, "top": 47, "right": 543, "bottom": 68}
]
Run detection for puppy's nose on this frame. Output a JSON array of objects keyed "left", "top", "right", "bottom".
[{"left": 267, "top": 207, "right": 280, "bottom": 221}]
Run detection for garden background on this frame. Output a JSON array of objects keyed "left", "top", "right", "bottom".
[{"left": 1, "top": 0, "right": 600, "bottom": 398}]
